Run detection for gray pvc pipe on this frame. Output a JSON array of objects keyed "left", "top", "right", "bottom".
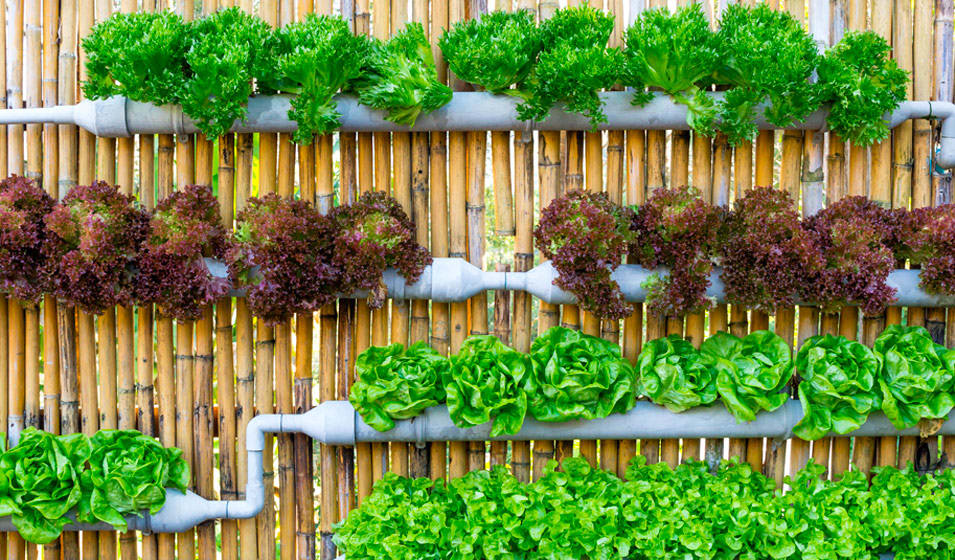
[
  {"left": 212, "top": 257, "right": 955, "bottom": 307},
  {"left": 258, "top": 399, "right": 955, "bottom": 445}
]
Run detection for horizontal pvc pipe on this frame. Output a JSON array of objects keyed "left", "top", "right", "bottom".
[
  {"left": 211, "top": 257, "right": 955, "bottom": 307},
  {"left": 262, "top": 399, "right": 955, "bottom": 445}
]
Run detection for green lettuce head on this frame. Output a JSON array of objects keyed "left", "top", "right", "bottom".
[
  {"left": 527, "top": 326, "right": 638, "bottom": 422},
  {"left": 445, "top": 335, "right": 530, "bottom": 437},
  {"left": 875, "top": 324, "right": 955, "bottom": 430},
  {"left": 0, "top": 428, "right": 91, "bottom": 544},
  {"left": 793, "top": 333, "right": 881, "bottom": 440},
  {"left": 637, "top": 334, "right": 718, "bottom": 412},
  {"left": 76, "top": 430, "right": 190, "bottom": 530},
  {"left": 701, "top": 330, "right": 792, "bottom": 422},
  {"left": 350, "top": 341, "right": 449, "bottom": 432}
]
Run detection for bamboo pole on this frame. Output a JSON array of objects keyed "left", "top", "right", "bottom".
[
  {"left": 78, "top": 308, "right": 99, "bottom": 560},
  {"left": 466, "top": 125, "right": 489, "bottom": 471},
  {"left": 623, "top": 125, "right": 646, "bottom": 472}
]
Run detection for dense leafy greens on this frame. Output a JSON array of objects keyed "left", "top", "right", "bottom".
[
  {"left": 439, "top": 10, "right": 541, "bottom": 96},
  {"left": 336, "top": 456, "right": 955, "bottom": 560},
  {"left": 136, "top": 184, "right": 230, "bottom": 321},
  {"left": 534, "top": 190, "right": 634, "bottom": 319},
  {"left": 875, "top": 324, "right": 955, "bottom": 430},
  {"left": 527, "top": 326, "right": 637, "bottom": 422},
  {"left": 76, "top": 430, "right": 190, "bottom": 530},
  {"left": 444, "top": 336, "right": 530, "bottom": 437},
  {"left": 273, "top": 14, "right": 370, "bottom": 143},
  {"left": 816, "top": 31, "right": 909, "bottom": 146},
  {"left": 904, "top": 204, "right": 955, "bottom": 297},
  {"left": 82, "top": 11, "right": 189, "bottom": 105},
  {"left": 0, "top": 429, "right": 90, "bottom": 544},
  {"left": 623, "top": 4, "right": 719, "bottom": 136},
  {"left": 794, "top": 333, "right": 882, "bottom": 440},
  {"left": 701, "top": 330, "right": 793, "bottom": 421},
  {"left": 0, "top": 175, "right": 55, "bottom": 302},
  {"left": 350, "top": 341, "right": 449, "bottom": 432},
  {"left": 351, "top": 23, "right": 452, "bottom": 126},
  {"left": 181, "top": 7, "right": 278, "bottom": 138},
  {"left": 517, "top": 5, "right": 623, "bottom": 129},
  {"left": 637, "top": 333, "right": 718, "bottom": 412},
  {"left": 710, "top": 4, "right": 819, "bottom": 144}
]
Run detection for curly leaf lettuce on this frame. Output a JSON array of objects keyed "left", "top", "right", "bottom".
[
  {"left": 701, "top": 330, "right": 792, "bottom": 422},
  {"left": 0, "top": 429, "right": 91, "bottom": 544},
  {"left": 637, "top": 334, "right": 718, "bottom": 412},
  {"left": 793, "top": 334, "right": 882, "bottom": 440},
  {"left": 352, "top": 23, "right": 452, "bottom": 127},
  {"left": 444, "top": 336, "right": 530, "bottom": 437},
  {"left": 445, "top": 466, "right": 529, "bottom": 558},
  {"left": 875, "top": 324, "right": 955, "bottom": 430},
  {"left": 527, "top": 326, "right": 637, "bottom": 422},
  {"left": 349, "top": 341, "right": 449, "bottom": 432},
  {"left": 76, "top": 430, "right": 191, "bottom": 530}
]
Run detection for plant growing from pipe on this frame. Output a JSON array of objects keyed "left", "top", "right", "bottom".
[
  {"left": 534, "top": 190, "right": 634, "bottom": 320},
  {"left": 902, "top": 204, "right": 955, "bottom": 298},
  {"left": 350, "top": 341, "right": 449, "bottom": 432},
  {"left": 444, "top": 335, "right": 530, "bottom": 437},
  {"left": 629, "top": 186, "right": 723, "bottom": 317},
  {"left": 349, "top": 22, "right": 452, "bottom": 127},
  {"left": 439, "top": 9, "right": 541, "bottom": 98},
  {"left": 701, "top": 330, "right": 793, "bottom": 422},
  {"left": 0, "top": 175, "right": 55, "bottom": 303},
  {"left": 136, "top": 184, "right": 230, "bottom": 321},
  {"left": 516, "top": 5, "right": 623, "bottom": 129},
  {"left": 42, "top": 181, "right": 150, "bottom": 314},
  {"left": 527, "top": 326, "right": 637, "bottom": 422},
  {"left": 228, "top": 193, "right": 339, "bottom": 324},
  {"left": 330, "top": 191, "right": 431, "bottom": 310},
  {"left": 793, "top": 333, "right": 882, "bottom": 440},
  {"left": 875, "top": 325, "right": 955, "bottom": 430},
  {"left": 636, "top": 334, "right": 718, "bottom": 412}
]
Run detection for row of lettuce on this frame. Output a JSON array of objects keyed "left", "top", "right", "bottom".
[
  {"left": 85, "top": 4, "right": 906, "bottom": 145},
  {"left": 351, "top": 324, "right": 955, "bottom": 441},
  {"left": 539, "top": 187, "right": 955, "bottom": 320},
  {"left": 0, "top": 429, "right": 189, "bottom": 544},
  {"left": 0, "top": 175, "right": 429, "bottom": 323},
  {"left": 335, "top": 457, "right": 955, "bottom": 560}
]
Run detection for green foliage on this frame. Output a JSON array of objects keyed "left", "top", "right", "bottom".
[
  {"left": 0, "top": 428, "right": 187, "bottom": 544},
  {"left": 75, "top": 430, "right": 190, "bottom": 530},
  {"left": 82, "top": 11, "right": 189, "bottom": 104},
  {"left": 337, "top": 456, "right": 955, "bottom": 559},
  {"left": 349, "top": 341, "right": 449, "bottom": 432},
  {"left": 875, "top": 324, "right": 955, "bottom": 430},
  {"left": 527, "top": 326, "right": 638, "bottom": 422},
  {"left": 517, "top": 5, "right": 624, "bottom": 129},
  {"left": 273, "top": 14, "right": 370, "bottom": 143},
  {"left": 637, "top": 334, "right": 718, "bottom": 412},
  {"left": 622, "top": 4, "right": 720, "bottom": 135},
  {"left": 439, "top": 10, "right": 541, "bottom": 96},
  {"left": 181, "top": 7, "right": 279, "bottom": 138},
  {"left": 701, "top": 330, "right": 793, "bottom": 421},
  {"left": 444, "top": 335, "right": 530, "bottom": 437},
  {"left": 816, "top": 31, "right": 909, "bottom": 146},
  {"left": 794, "top": 333, "right": 882, "bottom": 440},
  {"left": 712, "top": 3, "right": 819, "bottom": 144},
  {"left": 351, "top": 23, "right": 452, "bottom": 127}
]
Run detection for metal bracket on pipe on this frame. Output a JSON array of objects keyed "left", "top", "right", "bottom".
[
  {"left": 0, "top": 93, "right": 953, "bottom": 168},
  {"left": 210, "top": 257, "right": 955, "bottom": 308}
]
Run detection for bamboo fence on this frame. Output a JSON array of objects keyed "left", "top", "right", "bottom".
[{"left": 0, "top": 0, "right": 950, "bottom": 558}]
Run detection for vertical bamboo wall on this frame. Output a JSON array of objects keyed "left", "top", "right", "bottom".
[{"left": 0, "top": 0, "right": 951, "bottom": 558}]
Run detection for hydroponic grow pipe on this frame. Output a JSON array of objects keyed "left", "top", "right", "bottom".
[
  {"left": 2, "top": 93, "right": 954, "bottom": 166},
  {"left": 211, "top": 257, "right": 955, "bottom": 308},
  {"left": 263, "top": 400, "right": 955, "bottom": 446}
]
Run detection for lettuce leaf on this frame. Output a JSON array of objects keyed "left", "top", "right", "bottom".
[
  {"left": 444, "top": 335, "right": 530, "bottom": 437},
  {"left": 701, "top": 330, "right": 792, "bottom": 422},
  {"left": 637, "top": 334, "right": 718, "bottom": 412},
  {"left": 349, "top": 341, "right": 449, "bottom": 432},
  {"left": 793, "top": 333, "right": 882, "bottom": 440},
  {"left": 527, "top": 326, "right": 637, "bottom": 422}
]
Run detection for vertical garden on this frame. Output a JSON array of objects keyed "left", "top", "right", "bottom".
[{"left": 0, "top": 0, "right": 954, "bottom": 559}]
